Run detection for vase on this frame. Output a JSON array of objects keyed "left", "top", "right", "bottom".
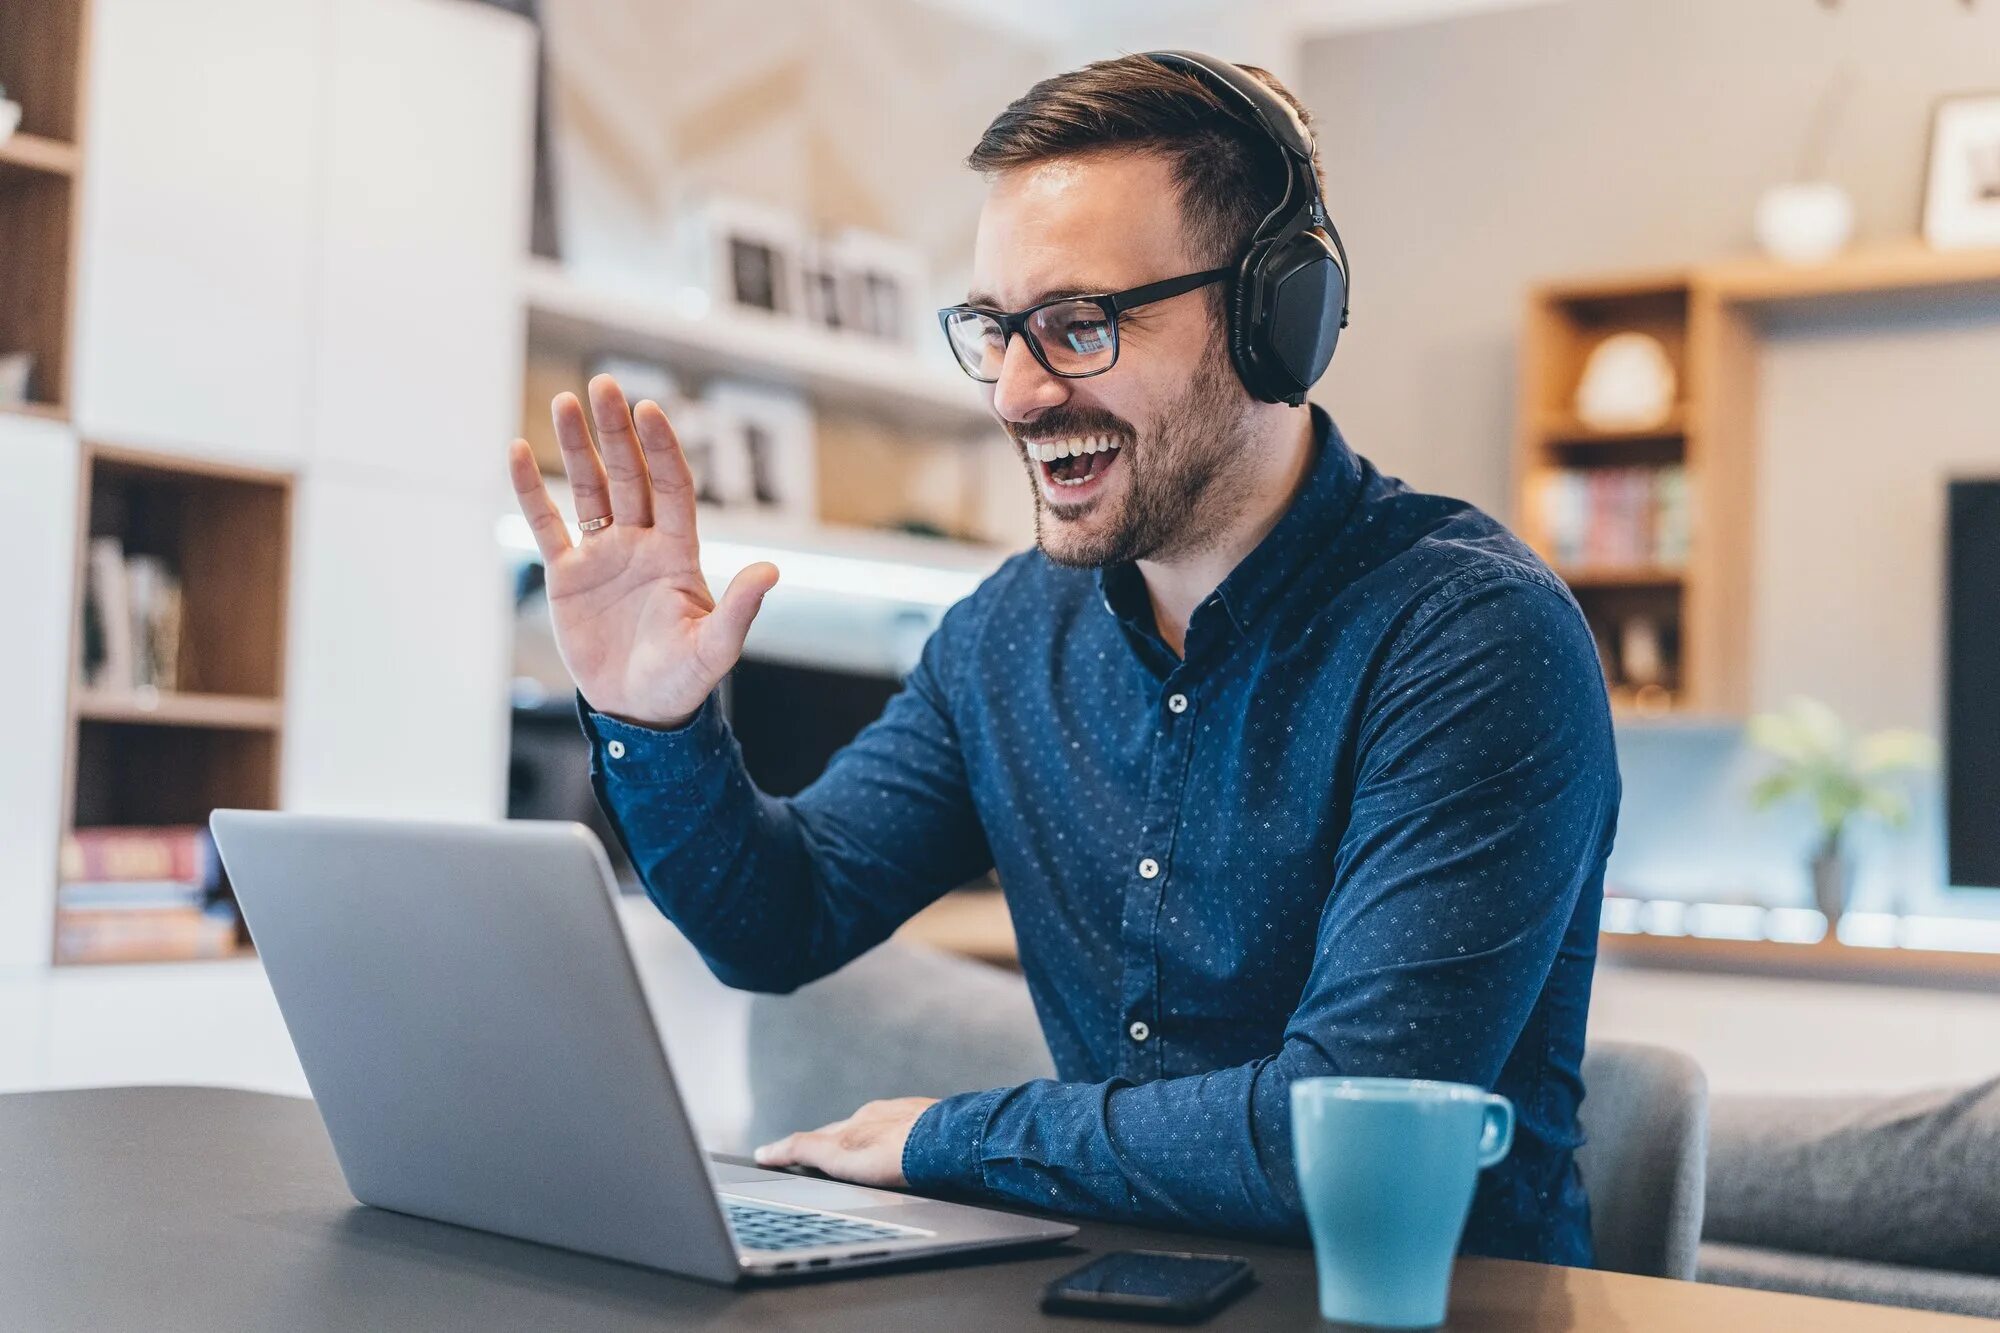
[
  {"left": 1754, "top": 182, "right": 1854, "bottom": 264},
  {"left": 1811, "top": 842, "right": 1851, "bottom": 930}
]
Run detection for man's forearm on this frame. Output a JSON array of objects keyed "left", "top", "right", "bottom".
[
  {"left": 582, "top": 692, "right": 843, "bottom": 992},
  {"left": 901, "top": 1059, "right": 1306, "bottom": 1240}
]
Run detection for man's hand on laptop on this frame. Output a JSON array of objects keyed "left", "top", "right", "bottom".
[
  {"left": 752, "top": 1097, "right": 939, "bottom": 1188},
  {"left": 507, "top": 374, "right": 780, "bottom": 731}
]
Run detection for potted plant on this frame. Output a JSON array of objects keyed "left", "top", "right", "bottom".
[{"left": 1747, "top": 697, "right": 1935, "bottom": 929}]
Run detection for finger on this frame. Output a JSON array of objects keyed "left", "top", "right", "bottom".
[
  {"left": 696, "top": 561, "right": 780, "bottom": 675},
  {"left": 632, "top": 398, "right": 699, "bottom": 553},
  {"left": 587, "top": 374, "right": 655, "bottom": 527},
  {"left": 508, "top": 439, "right": 572, "bottom": 562},
  {"left": 754, "top": 1131, "right": 809, "bottom": 1167},
  {"left": 550, "top": 391, "right": 613, "bottom": 525}
]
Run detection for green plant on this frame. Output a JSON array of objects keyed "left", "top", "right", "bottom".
[{"left": 1747, "top": 696, "right": 1936, "bottom": 855}]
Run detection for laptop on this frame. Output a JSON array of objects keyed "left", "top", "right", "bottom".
[{"left": 208, "top": 809, "right": 1076, "bottom": 1284}]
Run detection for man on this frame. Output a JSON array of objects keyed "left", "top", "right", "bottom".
[{"left": 506, "top": 54, "right": 1618, "bottom": 1265}]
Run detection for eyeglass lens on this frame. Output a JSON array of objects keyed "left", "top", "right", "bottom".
[{"left": 944, "top": 298, "right": 1116, "bottom": 381}]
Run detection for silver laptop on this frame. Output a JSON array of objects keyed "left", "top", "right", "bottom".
[{"left": 209, "top": 809, "right": 1075, "bottom": 1284}]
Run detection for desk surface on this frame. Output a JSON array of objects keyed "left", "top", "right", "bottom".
[{"left": 5, "top": 1086, "right": 1990, "bottom": 1332}]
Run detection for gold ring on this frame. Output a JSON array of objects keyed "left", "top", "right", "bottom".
[{"left": 577, "top": 514, "right": 613, "bottom": 533}]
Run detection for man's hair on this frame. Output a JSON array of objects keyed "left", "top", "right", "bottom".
[{"left": 967, "top": 54, "right": 1324, "bottom": 288}]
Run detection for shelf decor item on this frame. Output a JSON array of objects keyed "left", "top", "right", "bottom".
[
  {"left": 673, "top": 196, "right": 807, "bottom": 320},
  {"left": 1753, "top": 181, "right": 1855, "bottom": 265},
  {"left": 1747, "top": 697, "right": 1936, "bottom": 929},
  {"left": 1922, "top": 92, "right": 2000, "bottom": 251},
  {"left": 1572, "top": 331, "right": 1676, "bottom": 430},
  {"left": 0, "top": 81, "right": 20, "bottom": 142}
]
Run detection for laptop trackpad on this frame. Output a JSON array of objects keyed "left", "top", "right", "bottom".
[{"left": 727, "top": 1178, "right": 918, "bottom": 1210}]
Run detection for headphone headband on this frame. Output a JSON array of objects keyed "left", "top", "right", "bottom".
[{"left": 1140, "top": 50, "right": 1350, "bottom": 405}]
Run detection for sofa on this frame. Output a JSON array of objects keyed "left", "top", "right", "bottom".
[{"left": 744, "top": 940, "right": 2000, "bottom": 1319}]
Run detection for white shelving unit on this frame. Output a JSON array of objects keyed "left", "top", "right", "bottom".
[{"left": 521, "top": 258, "right": 994, "bottom": 438}]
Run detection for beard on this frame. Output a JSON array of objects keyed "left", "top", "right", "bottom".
[{"left": 1014, "top": 338, "right": 1253, "bottom": 570}]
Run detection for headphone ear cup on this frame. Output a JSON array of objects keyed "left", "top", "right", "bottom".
[
  {"left": 1260, "top": 230, "right": 1344, "bottom": 401},
  {"left": 1226, "top": 246, "right": 1267, "bottom": 401}
]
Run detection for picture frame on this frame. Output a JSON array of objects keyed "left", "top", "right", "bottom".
[
  {"left": 828, "top": 228, "right": 928, "bottom": 345},
  {"left": 1921, "top": 92, "right": 2000, "bottom": 251},
  {"left": 699, "top": 380, "right": 817, "bottom": 526},
  {"left": 674, "top": 197, "right": 807, "bottom": 319}
]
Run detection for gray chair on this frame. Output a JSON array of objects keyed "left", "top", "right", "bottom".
[
  {"left": 1576, "top": 1040, "right": 1710, "bottom": 1281},
  {"left": 1697, "top": 1079, "right": 2000, "bottom": 1319},
  {"left": 746, "top": 943, "right": 1710, "bottom": 1284}
]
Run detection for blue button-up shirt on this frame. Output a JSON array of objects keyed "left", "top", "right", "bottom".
[{"left": 582, "top": 408, "right": 1618, "bottom": 1265}]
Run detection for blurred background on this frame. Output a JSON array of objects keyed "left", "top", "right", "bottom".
[{"left": 4, "top": 0, "right": 2000, "bottom": 1148}]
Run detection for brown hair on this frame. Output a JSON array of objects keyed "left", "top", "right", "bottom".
[{"left": 967, "top": 54, "right": 1323, "bottom": 287}]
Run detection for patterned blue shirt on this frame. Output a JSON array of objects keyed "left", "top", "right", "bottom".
[{"left": 581, "top": 408, "right": 1618, "bottom": 1265}]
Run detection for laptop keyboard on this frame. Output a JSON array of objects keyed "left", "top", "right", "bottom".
[{"left": 722, "top": 1197, "right": 919, "bottom": 1252}]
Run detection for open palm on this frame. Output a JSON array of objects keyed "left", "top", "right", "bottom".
[{"left": 507, "top": 375, "right": 778, "bottom": 730}]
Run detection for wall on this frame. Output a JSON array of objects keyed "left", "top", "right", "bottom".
[{"left": 1299, "top": 0, "right": 2000, "bottom": 914}]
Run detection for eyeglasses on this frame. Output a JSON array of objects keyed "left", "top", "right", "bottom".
[{"left": 938, "top": 266, "right": 1233, "bottom": 383}]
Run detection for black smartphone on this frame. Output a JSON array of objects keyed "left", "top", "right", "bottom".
[{"left": 1040, "top": 1250, "right": 1255, "bottom": 1323}]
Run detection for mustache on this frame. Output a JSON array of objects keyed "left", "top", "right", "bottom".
[{"left": 1009, "top": 411, "right": 1134, "bottom": 447}]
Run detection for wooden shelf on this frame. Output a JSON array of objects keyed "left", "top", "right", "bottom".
[
  {"left": 1533, "top": 409, "right": 1687, "bottom": 445},
  {"left": 76, "top": 690, "right": 283, "bottom": 731},
  {"left": 1699, "top": 240, "right": 2000, "bottom": 306},
  {"left": 56, "top": 937, "right": 257, "bottom": 968},
  {"left": 1601, "top": 929, "right": 2000, "bottom": 991},
  {"left": 0, "top": 400, "right": 69, "bottom": 422},
  {"left": 0, "top": 132, "right": 79, "bottom": 180},
  {"left": 522, "top": 258, "right": 993, "bottom": 437},
  {"left": 900, "top": 888, "right": 2000, "bottom": 991},
  {"left": 1558, "top": 564, "right": 1686, "bottom": 589},
  {"left": 59, "top": 441, "right": 292, "bottom": 965}
]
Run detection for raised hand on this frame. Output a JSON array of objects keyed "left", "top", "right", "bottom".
[{"left": 508, "top": 374, "right": 778, "bottom": 730}]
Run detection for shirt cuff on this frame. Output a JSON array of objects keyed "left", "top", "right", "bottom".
[
  {"left": 902, "top": 1086, "right": 1007, "bottom": 1195},
  {"left": 574, "top": 689, "right": 732, "bottom": 787}
]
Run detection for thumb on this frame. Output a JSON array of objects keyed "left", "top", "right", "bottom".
[{"left": 702, "top": 561, "right": 779, "bottom": 664}]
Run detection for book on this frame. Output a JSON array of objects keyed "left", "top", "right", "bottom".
[
  {"left": 85, "top": 536, "right": 133, "bottom": 692},
  {"left": 1540, "top": 465, "right": 1691, "bottom": 572},
  {"left": 60, "top": 825, "right": 219, "bottom": 887},
  {"left": 55, "top": 905, "right": 240, "bottom": 964},
  {"left": 58, "top": 880, "right": 208, "bottom": 911}
]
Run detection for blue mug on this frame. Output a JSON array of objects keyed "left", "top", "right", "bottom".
[{"left": 1290, "top": 1077, "right": 1514, "bottom": 1329}]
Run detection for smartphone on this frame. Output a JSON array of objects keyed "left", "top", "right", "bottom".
[{"left": 1040, "top": 1250, "right": 1255, "bottom": 1323}]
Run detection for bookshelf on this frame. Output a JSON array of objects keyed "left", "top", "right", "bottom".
[
  {"left": 0, "top": 0, "right": 90, "bottom": 419},
  {"left": 1516, "top": 242, "right": 2000, "bottom": 725},
  {"left": 56, "top": 444, "right": 293, "bottom": 965}
]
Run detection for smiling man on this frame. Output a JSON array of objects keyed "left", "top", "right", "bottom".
[{"left": 508, "top": 53, "right": 1619, "bottom": 1264}]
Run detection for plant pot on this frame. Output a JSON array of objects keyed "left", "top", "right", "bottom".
[
  {"left": 1811, "top": 846, "right": 1851, "bottom": 929},
  {"left": 1754, "top": 181, "right": 1854, "bottom": 264}
]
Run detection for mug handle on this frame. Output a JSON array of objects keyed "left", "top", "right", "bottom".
[{"left": 1477, "top": 1094, "right": 1515, "bottom": 1168}]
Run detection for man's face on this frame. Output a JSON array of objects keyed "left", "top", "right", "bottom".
[{"left": 967, "top": 152, "right": 1254, "bottom": 568}]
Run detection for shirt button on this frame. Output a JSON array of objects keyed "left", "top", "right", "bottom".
[
  {"left": 1167, "top": 693, "right": 1188, "bottom": 714},
  {"left": 606, "top": 740, "right": 627, "bottom": 760},
  {"left": 1128, "top": 1021, "right": 1151, "bottom": 1043},
  {"left": 1137, "top": 857, "right": 1160, "bottom": 879}
]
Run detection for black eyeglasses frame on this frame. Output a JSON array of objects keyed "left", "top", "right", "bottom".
[{"left": 937, "top": 265, "right": 1235, "bottom": 382}]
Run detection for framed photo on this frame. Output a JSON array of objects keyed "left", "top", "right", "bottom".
[
  {"left": 700, "top": 380, "right": 817, "bottom": 526},
  {"left": 675, "top": 197, "right": 806, "bottom": 318},
  {"left": 829, "top": 229, "right": 928, "bottom": 345},
  {"left": 1922, "top": 93, "right": 2000, "bottom": 251}
]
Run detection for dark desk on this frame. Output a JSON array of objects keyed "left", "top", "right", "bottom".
[{"left": 5, "top": 1087, "right": 1990, "bottom": 1331}]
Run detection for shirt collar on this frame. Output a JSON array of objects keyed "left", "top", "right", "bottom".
[{"left": 1095, "top": 405, "right": 1363, "bottom": 639}]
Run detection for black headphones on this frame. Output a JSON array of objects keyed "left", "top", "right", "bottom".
[{"left": 1144, "top": 51, "right": 1350, "bottom": 407}]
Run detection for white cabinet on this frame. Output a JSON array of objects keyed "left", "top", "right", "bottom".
[
  {"left": 278, "top": 0, "right": 533, "bottom": 820},
  {"left": 0, "top": 415, "right": 81, "bottom": 971},
  {"left": 282, "top": 472, "right": 513, "bottom": 820},
  {"left": 71, "top": 0, "right": 320, "bottom": 464},
  {"left": 312, "top": 0, "right": 535, "bottom": 484}
]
